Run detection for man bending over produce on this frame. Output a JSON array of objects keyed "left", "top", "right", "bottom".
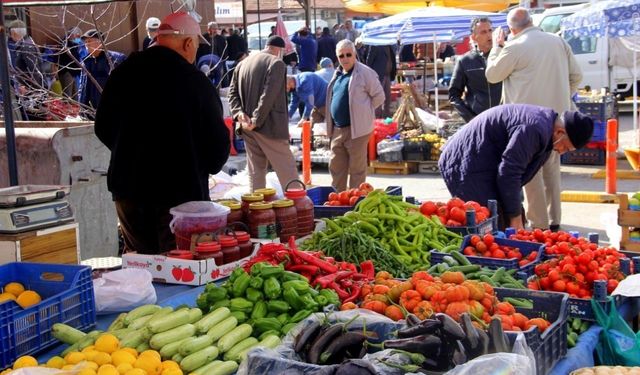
[{"left": 438, "top": 104, "right": 593, "bottom": 230}]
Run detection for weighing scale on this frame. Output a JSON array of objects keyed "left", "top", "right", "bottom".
[{"left": 0, "top": 185, "right": 74, "bottom": 234}]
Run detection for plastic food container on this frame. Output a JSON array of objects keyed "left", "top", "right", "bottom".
[
  {"left": 169, "top": 201, "right": 230, "bottom": 250},
  {"left": 166, "top": 249, "right": 194, "bottom": 260}
]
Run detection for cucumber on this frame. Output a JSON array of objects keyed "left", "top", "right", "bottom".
[
  {"left": 60, "top": 342, "right": 79, "bottom": 357},
  {"left": 180, "top": 346, "right": 220, "bottom": 372},
  {"left": 195, "top": 307, "right": 231, "bottom": 334},
  {"left": 159, "top": 337, "right": 192, "bottom": 360},
  {"left": 147, "top": 308, "right": 192, "bottom": 334},
  {"left": 108, "top": 313, "right": 128, "bottom": 331},
  {"left": 149, "top": 323, "right": 196, "bottom": 350},
  {"left": 238, "top": 335, "right": 281, "bottom": 361},
  {"left": 171, "top": 353, "right": 184, "bottom": 363},
  {"left": 206, "top": 316, "right": 238, "bottom": 342},
  {"left": 120, "top": 329, "right": 148, "bottom": 349},
  {"left": 442, "top": 255, "right": 459, "bottom": 267},
  {"left": 451, "top": 250, "right": 472, "bottom": 266},
  {"left": 191, "top": 360, "right": 222, "bottom": 375},
  {"left": 136, "top": 341, "right": 150, "bottom": 353},
  {"left": 145, "top": 306, "right": 174, "bottom": 327},
  {"left": 180, "top": 335, "right": 215, "bottom": 356},
  {"left": 223, "top": 337, "right": 258, "bottom": 362},
  {"left": 111, "top": 327, "right": 135, "bottom": 340},
  {"left": 200, "top": 360, "right": 238, "bottom": 375},
  {"left": 77, "top": 330, "right": 103, "bottom": 350},
  {"left": 128, "top": 315, "right": 154, "bottom": 330},
  {"left": 188, "top": 308, "right": 203, "bottom": 324},
  {"left": 217, "top": 324, "right": 253, "bottom": 353},
  {"left": 123, "top": 304, "right": 161, "bottom": 326},
  {"left": 52, "top": 323, "right": 86, "bottom": 345}
]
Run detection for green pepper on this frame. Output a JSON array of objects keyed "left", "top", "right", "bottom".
[
  {"left": 211, "top": 299, "right": 231, "bottom": 310},
  {"left": 230, "top": 268, "right": 246, "bottom": 283},
  {"left": 260, "top": 264, "right": 284, "bottom": 278},
  {"left": 281, "top": 271, "right": 308, "bottom": 282},
  {"left": 249, "top": 276, "right": 264, "bottom": 289},
  {"left": 250, "top": 262, "right": 267, "bottom": 276},
  {"left": 263, "top": 277, "right": 281, "bottom": 300},
  {"left": 232, "top": 272, "right": 251, "bottom": 297},
  {"left": 229, "top": 297, "right": 254, "bottom": 313},
  {"left": 283, "top": 286, "right": 305, "bottom": 311},
  {"left": 298, "top": 293, "right": 319, "bottom": 311},
  {"left": 266, "top": 312, "right": 278, "bottom": 318},
  {"left": 276, "top": 313, "right": 290, "bottom": 325},
  {"left": 289, "top": 309, "right": 312, "bottom": 324},
  {"left": 253, "top": 317, "right": 282, "bottom": 333},
  {"left": 319, "top": 289, "right": 341, "bottom": 307},
  {"left": 267, "top": 300, "right": 291, "bottom": 313},
  {"left": 314, "top": 295, "right": 328, "bottom": 307},
  {"left": 206, "top": 286, "right": 228, "bottom": 303},
  {"left": 282, "top": 280, "right": 311, "bottom": 294},
  {"left": 229, "top": 310, "right": 247, "bottom": 323},
  {"left": 196, "top": 294, "right": 209, "bottom": 312},
  {"left": 245, "top": 288, "right": 263, "bottom": 303},
  {"left": 251, "top": 301, "right": 268, "bottom": 320}
]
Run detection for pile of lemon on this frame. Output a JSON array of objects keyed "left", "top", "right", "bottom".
[
  {"left": 3, "top": 334, "right": 183, "bottom": 375},
  {"left": 0, "top": 282, "right": 42, "bottom": 309}
]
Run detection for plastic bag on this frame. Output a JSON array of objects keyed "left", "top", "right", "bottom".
[
  {"left": 93, "top": 268, "right": 156, "bottom": 314},
  {"left": 593, "top": 297, "right": 640, "bottom": 366}
]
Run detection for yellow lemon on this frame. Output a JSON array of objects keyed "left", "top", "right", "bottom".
[
  {"left": 160, "top": 361, "right": 180, "bottom": 371},
  {"left": 95, "top": 334, "right": 120, "bottom": 354},
  {"left": 4, "top": 282, "right": 25, "bottom": 297},
  {"left": 62, "top": 364, "right": 77, "bottom": 371},
  {"left": 124, "top": 368, "right": 147, "bottom": 375},
  {"left": 93, "top": 352, "right": 113, "bottom": 366},
  {"left": 133, "top": 356, "right": 161, "bottom": 375},
  {"left": 64, "top": 351, "right": 87, "bottom": 365},
  {"left": 16, "top": 290, "right": 41, "bottom": 308},
  {"left": 45, "top": 356, "right": 65, "bottom": 369},
  {"left": 138, "top": 351, "right": 161, "bottom": 363},
  {"left": 116, "top": 363, "right": 134, "bottom": 375},
  {"left": 85, "top": 350, "right": 100, "bottom": 362},
  {"left": 82, "top": 361, "right": 99, "bottom": 371},
  {"left": 120, "top": 348, "right": 138, "bottom": 358},
  {"left": 78, "top": 368, "right": 97, "bottom": 375},
  {"left": 111, "top": 350, "right": 137, "bottom": 366},
  {"left": 82, "top": 345, "right": 97, "bottom": 353},
  {"left": 13, "top": 355, "right": 38, "bottom": 369},
  {"left": 160, "top": 368, "right": 182, "bottom": 375},
  {"left": 0, "top": 292, "right": 16, "bottom": 303},
  {"left": 97, "top": 364, "right": 119, "bottom": 375}
]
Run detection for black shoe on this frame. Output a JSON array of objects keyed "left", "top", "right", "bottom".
[{"left": 549, "top": 224, "right": 560, "bottom": 232}]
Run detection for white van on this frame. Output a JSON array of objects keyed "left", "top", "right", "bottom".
[
  {"left": 245, "top": 19, "right": 328, "bottom": 52},
  {"left": 536, "top": 4, "right": 638, "bottom": 96}
]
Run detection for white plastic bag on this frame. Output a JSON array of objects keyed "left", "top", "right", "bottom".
[{"left": 93, "top": 269, "right": 157, "bottom": 314}]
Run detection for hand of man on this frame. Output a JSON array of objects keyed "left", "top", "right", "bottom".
[{"left": 492, "top": 27, "right": 506, "bottom": 48}]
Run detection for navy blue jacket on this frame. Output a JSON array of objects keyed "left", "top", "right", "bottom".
[
  {"left": 291, "top": 33, "right": 318, "bottom": 71},
  {"left": 316, "top": 34, "right": 337, "bottom": 64},
  {"left": 80, "top": 50, "right": 126, "bottom": 113},
  {"left": 438, "top": 104, "right": 556, "bottom": 218}
]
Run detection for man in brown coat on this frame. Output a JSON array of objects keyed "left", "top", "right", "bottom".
[{"left": 228, "top": 36, "right": 299, "bottom": 191}]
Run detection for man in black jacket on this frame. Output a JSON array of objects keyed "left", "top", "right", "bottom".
[
  {"left": 366, "top": 45, "right": 396, "bottom": 118},
  {"left": 449, "top": 17, "right": 502, "bottom": 122},
  {"left": 95, "top": 12, "right": 230, "bottom": 254}
]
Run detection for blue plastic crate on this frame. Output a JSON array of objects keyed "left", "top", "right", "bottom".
[
  {"left": 591, "top": 121, "right": 606, "bottom": 142},
  {"left": 431, "top": 236, "right": 545, "bottom": 279},
  {"left": 560, "top": 146, "right": 605, "bottom": 165},
  {"left": 308, "top": 186, "right": 402, "bottom": 219},
  {"left": 494, "top": 288, "right": 568, "bottom": 375},
  {"left": 0, "top": 263, "right": 96, "bottom": 369},
  {"left": 576, "top": 96, "right": 617, "bottom": 123}
]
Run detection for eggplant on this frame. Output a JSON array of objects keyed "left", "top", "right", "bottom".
[
  {"left": 308, "top": 323, "right": 345, "bottom": 364},
  {"left": 452, "top": 341, "right": 467, "bottom": 366},
  {"left": 459, "top": 313, "right": 480, "bottom": 357},
  {"left": 488, "top": 317, "right": 510, "bottom": 353},
  {"left": 320, "top": 331, "right": 367, "bottom": 364},
  {"left": 406, "top": 313, "right": 421, "bottom": 327},
  {"left": 334, "top": 359, "right": 377, "bottom": 375},
  {"left": 383, "top": 334, "right": 442, "bottom": 354},
  {"left": 294, "top": 320, "right": 323, "bottom": 353},
  {"left": 475, "top": 326, "right": 490, "bottom": 357},
  {"left": 397, "top": 318, "right": 442, "bottom": 338},
  {"left": 434, "top": 313, "right": 465, "bottom": 340}
]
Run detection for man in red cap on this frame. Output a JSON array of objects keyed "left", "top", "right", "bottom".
[{"left": 95, "top": 12, "right": 230, "bottom": 254}]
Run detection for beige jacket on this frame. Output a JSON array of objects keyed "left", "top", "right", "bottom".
[
  {"left": 325, "top": 61, "right": 385, "bottom": 140},
  {"left": 485, "top": 26, "right": 582, "bottom": 114}
]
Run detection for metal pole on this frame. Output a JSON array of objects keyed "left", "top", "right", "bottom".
[
  {"left": 433, "top": 33, "right": 439, "bottom": 115},
  {"left": 305, "top": 0, "right": 311, "bottom": 29},
  {"left": 634, "top": 50, "right": 638, "bottom": 146},
  {"left": 0, "top": 4, "right": 19, "bottom": 186},
  {"left": 257, "top": 0, "right": 262, "bottom": 50},
  {"left": 241, "top": 0, "right": 248, "bottom": 44}
]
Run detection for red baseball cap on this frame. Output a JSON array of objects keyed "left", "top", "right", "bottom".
[{"left": 158, "top": 12, "right": 209, "bottom": 45}]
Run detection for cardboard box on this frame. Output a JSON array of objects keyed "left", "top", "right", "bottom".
[{"left": 122, "top": 240, "right": 272, "bottom": 285}]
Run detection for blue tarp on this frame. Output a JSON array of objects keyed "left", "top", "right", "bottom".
[{"left": 561, "top": 0, "right": 640, "bottom": 38}]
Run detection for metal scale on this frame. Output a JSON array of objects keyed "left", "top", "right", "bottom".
[{"left": 0, "top": 185, "right": 74, "bottom": 234}]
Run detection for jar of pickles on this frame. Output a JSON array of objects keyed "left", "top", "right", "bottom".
[
  {"left": 241, "top": 193, "right": 264, "bottom": 221},
  {"left": 248, "top": 202, "right": 277, "bottom": 239},
  {"left": 272, "top": 199, "right": 297, "bottom": 243},
  {"left": 254, "top": 188, "right": 277, "bottom": 202},
  {"left": 284, "top": 180, "right": 315, "bottom": 238}
]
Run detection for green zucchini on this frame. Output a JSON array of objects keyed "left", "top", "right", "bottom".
[
  {"left": 147, "top": 308, "right": 192, "bottom": 334},
  {"left": 217, "top": 324, "right": 253, "bottom": 353},
  {"left": 149, "top": 323, "right": 196, "bottom": 350},
  {"left": 123, "top": 304, "right": 161, "bottom": 326},
  {"left": 195, "top": 307, "right": 230, "bottom": 334},
  {"left": 206, "top": 316, "right": 238, "bottom": 342},
  {"left": 179, "top": 335, "right": 215, "bottom": 356},
  {"left": 222, "top": 337, "right": 258, "bottom": 361},
  {"left": 180, "top": 346, "right": 219, "bottom": 372}
]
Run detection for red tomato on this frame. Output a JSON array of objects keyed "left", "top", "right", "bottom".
[
  {"left": 475, "top": 242, "right": 487, "bottom": 253},
  {"left": 338, "top": 191, "right": 350, "bottom": 205},
  {"left": 552, "top": 280, "right": 566, "bottom": 292},
  {"left": 483, "top": 234, "right": 495, "bottom": 246},
  {"left": 437, "top": 206, "right": 449, "bottom": 219},
  {"left": 463, "top": 246, "right": 476, "bottom": 256},
  {"left": 447, "top": 197, "right": 465, "bottom": 210},
  {"left": 359, "top": 182, "right": 374, "bottom": 193},
  {"left": 328, "top": 192, "right": 338, "bottom": 201},
  {"left": 470, "top": 235, "right": 482, "bottom": 246},
  {"left": 420, "top": 201, "right": 438, "bottom": 216},
  {"left": 348, "top": 188, "right": 359, "bottom": 197},
  {"left": 449, "top": 207, "right": 466, "bottom": 224},
  {"left": 446, "top": 219, "right": 463, "bottom": 226},
  {"left": 349, "top": 196, "right": 359, "bottom": 206}
]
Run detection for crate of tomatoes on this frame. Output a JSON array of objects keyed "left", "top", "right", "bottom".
[
  {"left": 418, "top": 198, "right": 498, "bottom": 236},
  {"left": 308, "top": 184, "right": 402, "bottom": 219}
]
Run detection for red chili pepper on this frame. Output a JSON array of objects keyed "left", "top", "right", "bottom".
[
  {"left": 329, "top": 281, "right": 350, "bottom": 300},
  {"left": 359, "top": 260, "right": 375, "bottom": 279},
  {"left": 334, "top": 270, "right": 354, "bottom": 282},
  {"left": 287, "top": 264, "right": 320, "bottom": 274},
  {"left": 350, "top": 273, "right": 368, "bottom": 280},
  {"left": 340, "top": 279, "right": 353, "bottom": 289},
  {"left": 343, "top": 285, "right": 361, "bottom": 304},
  {"left": 292, "top": 249, "right": 338, "bottom": 274},
  {"left": 324, "top": 256, "right": 336, "bottom": 264}
]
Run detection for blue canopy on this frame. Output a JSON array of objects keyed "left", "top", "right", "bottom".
[
  {"left": 360, "top": 6, "right": 508, "bottom": 46},
  {"left": 561, "top": 0, "right": 640, "bottom": 38}
]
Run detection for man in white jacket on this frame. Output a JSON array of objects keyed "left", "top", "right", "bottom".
[{"left": 486, "top": 7, "right": 583, "bottom": 231}]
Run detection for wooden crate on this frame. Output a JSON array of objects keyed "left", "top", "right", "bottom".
[
  {"left": 418, "top": 161, "right": 441, "bottom": 174},
  {"left": 618, "top": 194, "right": 640, "bottom": 252},
  {"left": 368, "top": 160, "right": 418, "bottom": 175},
  {"left": 0, "top": 223, "right": 79, "bottom": 264}
]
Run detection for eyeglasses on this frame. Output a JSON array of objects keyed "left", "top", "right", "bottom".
[{"left": 338, "top": 53, "right": 353, "bottom": 59}]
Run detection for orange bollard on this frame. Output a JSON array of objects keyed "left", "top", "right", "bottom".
[
  {"left": 302, "top": 120, "right": 312, "bottom": 185},
  {"left": 605, "top": 118, "right": 618, "bottom": 194},
  {"left": 368, "top": 132, "right": 377, "bottom": 161},
  {"left": 224, "top": 117, "right": 237, "bottom": 156}
]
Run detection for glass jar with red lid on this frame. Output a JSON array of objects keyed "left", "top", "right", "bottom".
[
  {"left": 284, "top": 180, "right": 315, "bottom": 238},
  {"left": 219, "top": 200, "right": 244, "bottom": 226},
  {"left": 272, "top": 199, "right": 297, "bottom": 243},
  {"left": 235, "top": 231, "right": 253, "bottom": 258},
  {"left": 248, "top": 202, "right": 277, "bottom": 239},
  {"left": 195, "top": 241, "right": 223, "bottom": 265},
  {"left": 241, "top": 193, "right": 264, "bottom": 221},
  {"left": 217, "top": 235, "right": 241, "bottom": 264},
  {"left": 254, "top": 188, "right": 277, "bottom": 202},
  {"left": 166, "top": 249, "right": 194, "bottom": 260}
]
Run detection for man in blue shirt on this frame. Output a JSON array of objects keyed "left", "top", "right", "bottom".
[
  {"left": 287, "top": 72, "right": 328, "bottom": 127},
  {"left": 291, "top": 27, "right": 318, "bottom": 72}
]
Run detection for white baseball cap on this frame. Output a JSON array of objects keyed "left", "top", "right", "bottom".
[
  {"left": 146, "top": 17, "right": 161, "bottom": 30},
  {"left": 158, "top": 12, "right": 209, "bottom": 45}
]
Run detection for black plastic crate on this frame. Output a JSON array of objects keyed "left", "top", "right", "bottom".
[
  {"left": 495, "top": 288, "right": 568, "bottom": 375},
  {"left": 402, "top": 140, "right": 431, "bottom": 161},
  {"left": 576, "top": 95, "right": 617, "bottom": 123},
  {"left": 308, "top": 186, "right": 402, "bottom": 219},
  {"left": 377, "top": 151, "right": 404, "bottom": 163},
  {"left": 560, "top": 147, "right": 605, "bottom": 165}
]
